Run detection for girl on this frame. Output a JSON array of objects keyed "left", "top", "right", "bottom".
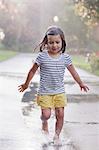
[{"left": 18, "top": 26, "right": 89, "bottom": 143}]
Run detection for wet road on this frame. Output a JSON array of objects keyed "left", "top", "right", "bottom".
[{"left": 0, "top": 53, "right": 99, "bottom": 150}]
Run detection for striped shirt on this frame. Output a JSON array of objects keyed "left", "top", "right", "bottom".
[{"left": 35, "top": 51, "right": 72, "bottom": 95}]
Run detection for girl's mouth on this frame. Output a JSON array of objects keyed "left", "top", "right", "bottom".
[{"left": 52, "top": 48, "right": 58, "bottom": 51}]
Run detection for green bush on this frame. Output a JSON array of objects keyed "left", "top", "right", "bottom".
[{"left": 90, "top": 53, "right": 99, "bottom": 72}]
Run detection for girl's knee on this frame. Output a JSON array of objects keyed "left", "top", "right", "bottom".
[
  {"left": 41, "top": 109, "right": 51, "bottom": 121},
  {"left": 41, "top": 114, "right": 50, "bottom": 121}
]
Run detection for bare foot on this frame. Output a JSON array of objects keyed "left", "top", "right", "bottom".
[{"left": 53, "top": 134, "right": 61, "bottom": 145}]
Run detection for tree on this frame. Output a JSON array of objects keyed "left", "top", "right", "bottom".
[
  {"left": 74, "top": 0, "right": 99, "bottom": 27},
  {"left": 0, "top": 0, "right": 98, "bottom": 52},
  {"left": 73, "top": 0, "right": 99, "bottom": 49},
  {"left": 0, "top": 0, "right": 41, "bottom": 51}
]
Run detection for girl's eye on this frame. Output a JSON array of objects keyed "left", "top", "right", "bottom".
[
  {"left": 49, "top": 42, "right": 53, "bottom": 44},
  {"left": 56, "top": 41, "right": 60, "bottom": 44},
  {"left": 48, "top": 41, "right": 60, "bottom": 44}
]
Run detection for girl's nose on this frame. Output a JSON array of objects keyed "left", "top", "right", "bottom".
[{"left": 53, "top": 42, "right": 57, "bottom": 47}]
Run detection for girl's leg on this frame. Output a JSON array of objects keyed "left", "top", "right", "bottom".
[
  {"left": 41, "top": 108, "right": 51, "bottom": 133},
  {"left": 54, "top": 107, "right": 64, "bottom": 139}
]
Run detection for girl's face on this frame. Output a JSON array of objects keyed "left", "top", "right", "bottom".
[{"left": 47, "top": 34, "right": 62, "bottom": 54}]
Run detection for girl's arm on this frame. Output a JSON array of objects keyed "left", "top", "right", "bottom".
[
  {"left": 18, "top": 63, "right": 39, "bottom": 92},
  {"left": 67, "top": 64, "right": 89, "bottom": 92}
]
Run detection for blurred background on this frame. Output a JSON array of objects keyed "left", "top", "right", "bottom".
[{"left": 0, "top": 0, "right": 99, "bottom": 75}]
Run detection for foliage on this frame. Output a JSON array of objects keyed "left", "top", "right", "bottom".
[
  {"left": 0, "top": 0, "right": 41, "bottom": 51},
  {"left": 73, "top": 0, "right": 99, "bottom": 50},
  {"left": 0, "top": 0, "right": 99, "bottom": 52},
  {"left": 0, "top": 49, "right": 17, "bottom": 61},
  {"left": 72, "top": 54, "right": 99, "bottom": 76},
  {"left": 74, "top": 0, "right": 99, "bottom": 27},
  {"left": 90, "top": 52, "right": 99, "bottom": 72},
  {"left": 72, "top": 54, "right": 91, "bottom": 71}
]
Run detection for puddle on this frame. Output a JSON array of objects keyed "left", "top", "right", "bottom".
[{"left": 21, "top": 91, "right": 99, "bottom": 150}]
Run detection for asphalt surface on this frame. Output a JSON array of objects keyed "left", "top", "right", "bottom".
[{"left": 0, "top": 53, "right": 99, "bottom": 150}]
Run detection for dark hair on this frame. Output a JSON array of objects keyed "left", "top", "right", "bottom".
[{"left": 39, "top": 26, "right": 66, "bottom": 53}]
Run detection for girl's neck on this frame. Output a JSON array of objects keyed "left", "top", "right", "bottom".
[{"left": 48, "top": 51, "right": 61, "bottom": 58}]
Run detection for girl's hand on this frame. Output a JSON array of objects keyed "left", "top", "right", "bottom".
[
  {"left": 18, "top": 83, "right": 28, "bottom": 92},
  {"left": 79, "top": 83, "right": 89, "bottom": 92}
]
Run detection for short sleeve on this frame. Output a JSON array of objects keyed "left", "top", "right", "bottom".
[
  {"left": 64, "top": 54, "right": 72, "bottom": 67},
  {"left": 35, "top": 52, "right": 42, "bottom": 66}
]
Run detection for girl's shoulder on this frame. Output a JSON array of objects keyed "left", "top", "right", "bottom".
[
  {"left": 36, "top": 51, "right": 48, "bottom": 60},
  {"left": 62, "top": 53, "right": 72, "bottom": 65},
  {"left": 37, "top": 50, "right": 47, "bottom": 56},
  {"left": 62, "top": 53, "right": 71, "bottom": 59}
]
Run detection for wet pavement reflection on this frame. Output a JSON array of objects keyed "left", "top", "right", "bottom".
[{"left": 21, "top": 82, "right": 99, "bottom": 150}]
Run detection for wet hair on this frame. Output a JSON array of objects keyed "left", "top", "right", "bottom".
[{"left": 39, "top": 26, "right": 66, "bottom": 53}]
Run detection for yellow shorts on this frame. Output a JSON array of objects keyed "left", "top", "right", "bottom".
[{"left": 37, "top": 93, "right": 67, "bottom": 109}]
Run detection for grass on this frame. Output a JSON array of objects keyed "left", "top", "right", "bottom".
[
  {"left": 72, "top": 55, "right": 99, "bottom": 76},
  {"left": 0, "top": 50, "right": 18, "bottom": 62}
]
